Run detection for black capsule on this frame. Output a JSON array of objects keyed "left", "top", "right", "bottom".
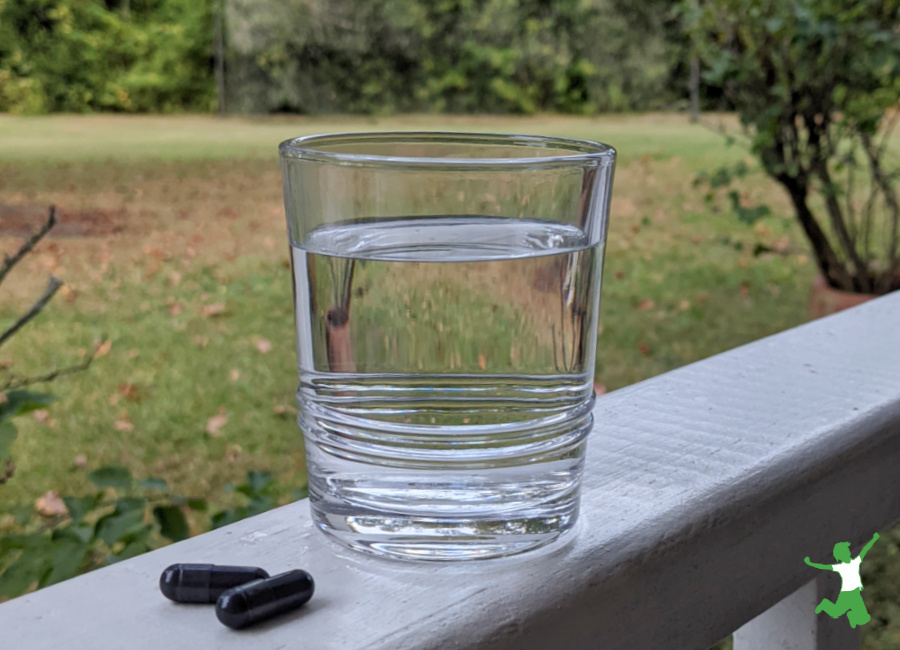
[
  {"left": 216, "top": 569, "right": 315, "bottom": 629},
  {"left": 159, "top": 563, "right": 269, "bottom": 604}
]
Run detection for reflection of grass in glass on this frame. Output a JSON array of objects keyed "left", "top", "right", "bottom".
[{"left": 353, "top": 263, "right": 551, "bottom": 376}]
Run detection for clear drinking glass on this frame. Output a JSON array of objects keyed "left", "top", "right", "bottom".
[{"left": 280, "top": 132, "right": 615, "bottom": 561}]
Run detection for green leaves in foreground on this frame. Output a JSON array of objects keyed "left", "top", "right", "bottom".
[
  {"left": 0, "top": 465, "right": 204, "bottom": 599},
  {"left": 0, "top": 391, "right": 54, "bottom": 483},
  {"left": 88, "top": 466, "right": 133, "bottom": 490},
  {"left": 210, "top": 471, "right": 278, "bottom": 529},
  {"left": 0, "top": 467, "right": 303, "bottom": 600}
]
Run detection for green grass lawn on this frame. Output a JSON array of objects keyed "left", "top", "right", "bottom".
[{"left": 0, "top": 113, "right": 896, "bottom": 647}]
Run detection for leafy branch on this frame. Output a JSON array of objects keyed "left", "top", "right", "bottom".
[
  {"left": 0, "top": 205, "right": 102, "bottom": 484},
  {"left": 0, "top": 467, "right": 307, "bottom": 600}
]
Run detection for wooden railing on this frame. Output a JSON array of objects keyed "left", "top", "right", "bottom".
[{"left": 2, "top": 293, "right": 899, "bottom": 650}]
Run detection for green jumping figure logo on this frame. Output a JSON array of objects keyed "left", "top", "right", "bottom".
[{"left": 804, "top": 532, "right": 880, "bottom": 628}]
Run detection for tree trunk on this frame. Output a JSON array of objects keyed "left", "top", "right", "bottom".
[
  {"left": 777, "top": 174, "right": 855, "bottom": 291},
  {"left": 325, "top": 307, "right": 355, "bottom": 373},
  {"left": 689, "top": 56, "right": 700, "bottom": 124},
  {"left": 214, "top": 0, "right": 226, "bottom": 116}
]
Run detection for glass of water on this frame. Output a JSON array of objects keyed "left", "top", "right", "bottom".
[{"left": 280, "top": 132, "right": 615, "bottom": 561}]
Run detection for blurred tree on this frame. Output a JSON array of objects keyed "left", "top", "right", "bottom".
[
  {"left": 0, "top": 0, "right": 685, "bottom": 114},
  {"left": 225, "top": 0, "right": 675, "bottom": 115},
  {"left": 684, "top": 0, "right": 900, "bottom": 294},
  {"left": 0, "top": 0, "right": 215, "bottom": 112}
]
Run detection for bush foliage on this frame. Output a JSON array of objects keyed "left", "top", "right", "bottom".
[
  {"left": 684, "top": 0, "right": 900, "bottom": 293},
  {"left": 0, "top": 0, "right": 215, "bottom": 113}
]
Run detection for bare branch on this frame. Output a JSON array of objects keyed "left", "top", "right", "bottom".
[
  {"left": 815, "top": 163, "right": 871, "bottom": 292},
  {"left": 0, "top": 206, "right": 56, "bottom": 289},
  {"left": 0, "top": 276, "right": 63, "bottom": 349},
  {"left": 861, "top": 173, "right": 878, "bottom": 268},
  {"left": 340, "top": 259, "right": 355, "bottom": 313},
  {"left": 875, "top": 110, "right": 900, "bottom": 160},
  {"left": 0, "top": 339, "right": 104, "bottom": 391},
  {"left": 845, "top": 144, "right": 858, "bottom": 247},
  {"left": 860, "top": 131, "right": 900, "bottom": 293}
]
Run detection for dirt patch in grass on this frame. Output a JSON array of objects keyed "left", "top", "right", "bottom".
[{"left": 0, "top": 203, "right": 126, "bottom": 237}]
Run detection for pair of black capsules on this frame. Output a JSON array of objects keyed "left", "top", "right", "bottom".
[{"left": 160, "top": 563, "right": 314, "bottom": 629}]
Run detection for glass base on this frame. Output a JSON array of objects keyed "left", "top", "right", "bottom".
[
  {"left": 300, "top": 386, "right": 592, "bottom": 561},
  {"left": 311, "top": 496, "right": 580, "bottom": 562}
]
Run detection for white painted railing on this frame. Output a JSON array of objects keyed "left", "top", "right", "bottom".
[{"left": 2, "top": 293, "right": 899, "bottom": 650}]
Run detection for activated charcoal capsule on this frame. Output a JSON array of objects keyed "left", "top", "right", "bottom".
[
  {"left": 159, "top": 563, "right": 269, "bottom": 604},
  {"left": 216, "top": 569, "right": 315, "bottom": 629}
]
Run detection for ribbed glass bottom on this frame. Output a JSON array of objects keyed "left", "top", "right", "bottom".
[{"left": 301, "top": 384, "right": 592, "bottom": 561}]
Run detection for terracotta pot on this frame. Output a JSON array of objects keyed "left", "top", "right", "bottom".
[{"left": 808, "top": 275, "right": 877, "bottom": 319}]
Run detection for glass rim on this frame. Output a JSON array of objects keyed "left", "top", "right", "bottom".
[{"left": 278, "top": 131, "right": 616, "bottom": 169}]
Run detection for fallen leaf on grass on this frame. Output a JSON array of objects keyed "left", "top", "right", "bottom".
[
  {"left": 114, "top": 419, "right": 135, "bottom": 432},
  {"left": 95, "top": 339, "right": 113, "bottom": 358},
  {"left": 678, "top": 300, "right": 691, "bottom": 311},
  {"left": 169, "top": 304, "right": 183, "bottom": 316},
  {"left": 201, "top": 303, "right": 227, "bottom": 317},
  {"left": 118, "top": 382, "right": 143, "bottom": 402},
  {"left": 35, "top": 491, "right": 68, "bottom": 517},
  {"left": 255, "top": 338, "right": 272, "bottom": 354},
  {"left": 477, "top": 353, "right": 487, "bottom": 370},
  {"left": 193, "top": 336, "right": 209, "bottom": 348},
  {"left": 772, "top": 236, "right": 791, "bottom": 253},
  {"left": 635, "top": 299, "right": 655, "bottom": 311},
  {"left": 753, "top": 223, "right": 773, "bottom": 238},
  {"left": 33, "top": 410, "right": 56, "bottom": 427},
  {"left": 142, "top": 245, "right": 170, "bottom": 261},
  {"left": 206, "top": 410, "right": 228, "bottom": 437},
  {"left": 614, "top": 197, "right": 635, "bottom": 216},
  {"left": 73, "top": 455, "right": 87, "bottom": 468},
  {"left": 638, "top": 343, "right": 652, "bottom": 356},
  {"left": 739, "top": 283, "right": 750, "bottom": 296},
  {"left": 230, "top": 369, "right": 240, "bottom": 381},
  {"left": 60, "top": 285, "right": 77, "bottom": 303}
]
